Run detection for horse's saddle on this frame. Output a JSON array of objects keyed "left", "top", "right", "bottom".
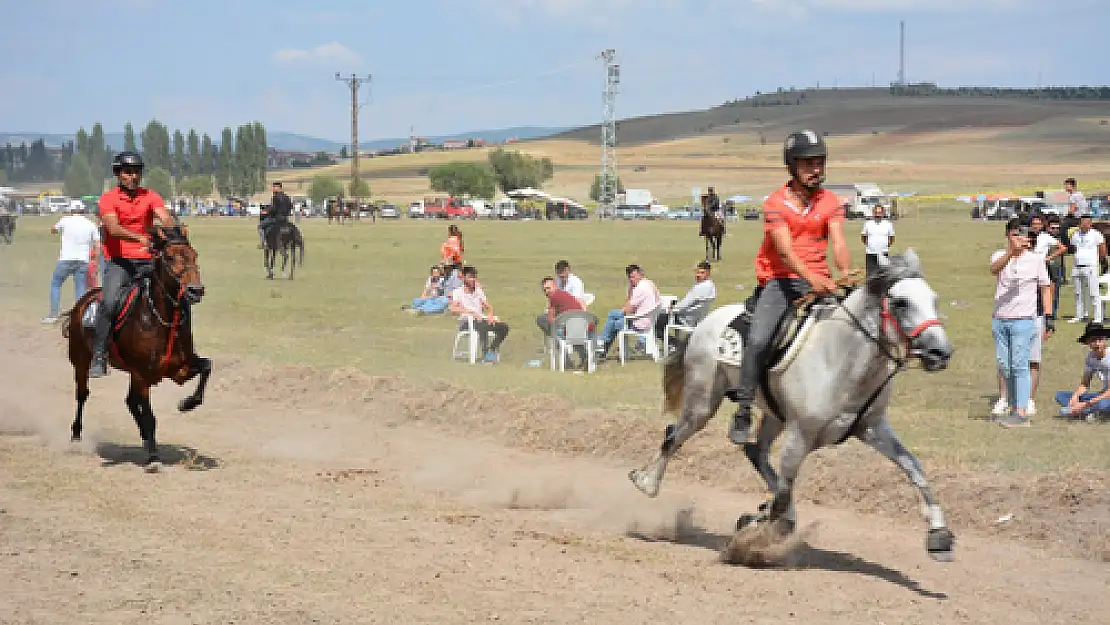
[
  {"left": 80, "top": 278, "right": 149, "bottom": 333},
  {"left": 726, "top": 292, "right": 839, "bottom": 372}
]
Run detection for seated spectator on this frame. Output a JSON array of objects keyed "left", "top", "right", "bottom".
[
  {"left": 449, "top": 265, "right": 509, "bottom": 364},
  {"left": 555, "top": 259, "right": 587, "bottom": 305},
  {"left": 597, "top": 264, "right": 661, "bottom": 361},
  {"left": 1055, "top": 321, "right": 1110, "bottom": 422},
  {"left": 655, "top": 261, "right": 717, "bottom": 340},
  {"left": 539, "top": 276, "right": 595, "bottom": 368},
  {"left": 403, "top": 265, "right": 448, "bottom": 315},
  {"left": 442, "top": 262, "right": 464, "bottom": 294}
]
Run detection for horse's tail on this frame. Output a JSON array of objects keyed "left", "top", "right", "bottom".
[{"left": 662, "top": 334, "right": 689, "bottom": 415}]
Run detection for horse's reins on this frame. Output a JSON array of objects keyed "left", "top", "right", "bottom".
[
  {"left": 792, "top": 271, "right": 943, "bottom": 441},
  {"left": 146, "top": 240, "right": 196, "bottom": 374}
]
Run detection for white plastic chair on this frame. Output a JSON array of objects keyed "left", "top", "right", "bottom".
[
  {"left": 1098, "top": 273, "right": 1110, "bottom": 306},
  {"left": 663, "top": 297, "right": 714, "bottom": 355},
  {"left": 547, "top": 310, "right": 598, "bottom": 373},
  {"left": 452, "top": 315, "right": 497, "bottom": 364},
  {"left": 617, "top": 305, "right": 664, "bottom": 365}
]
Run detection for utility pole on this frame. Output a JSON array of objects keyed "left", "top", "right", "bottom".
[{"left": 335, "top": 72, "right": 372, "bottom": 209}]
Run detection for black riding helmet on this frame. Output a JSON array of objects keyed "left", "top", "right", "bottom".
[
  {"left": 111, "top": 151, "right": 144, "bottom": 175},
  {"left": 783, "top": 130, "right": 827, "bottom": 165}
]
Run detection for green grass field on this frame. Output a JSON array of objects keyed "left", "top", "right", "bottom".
[{"left": 3, "top": 210, "right": 1107, "bottom": 473}]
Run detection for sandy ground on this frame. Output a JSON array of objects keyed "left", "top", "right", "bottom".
[{"left": 1, "top": 322, "right": 1107, "bottom": 625}]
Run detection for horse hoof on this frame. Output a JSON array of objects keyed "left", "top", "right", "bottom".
[
  {"left": 628, "top": 469, "right": 660, "bottom": 498},
  {"left": 70, "top": 434, "right": 82, "bottom": 443},
  {"left": 178, "top": 396, "right": 201, "bottom": 412},
  {"left": 144, "top": 458, "right": 162, "bottom": 473},
  {"left": 926, "top": 528, "right": 956, "bottom": 561}
]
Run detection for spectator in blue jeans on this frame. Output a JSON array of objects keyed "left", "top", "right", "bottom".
[
  {"left": 42, "top": 208, "right": 101, "bottom": 324},
  {"left": 404, "top": 265, "right": 449, "bottom": 315},
  {"left": 1056, "top": 321, "right": 1110, "bottom": 422},
  {"left": 990, "top": 218, "right": 1054, "bottom": 428}
]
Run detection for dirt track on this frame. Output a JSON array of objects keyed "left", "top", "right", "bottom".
[{"left": 1, "top": 322, "right": 1107, "bottom": 625}]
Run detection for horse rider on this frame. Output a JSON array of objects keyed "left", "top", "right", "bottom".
[
  {"left": 722, "top": 130, "right": 853, "bottom": 444},
  {"left": 259, "top": 181, "right": 294, "bottom": 247},
  {"left": 89, "top": 151, "right": 176, "bottom": 378},
  {"left": 706, "top": 186, "right": 722, "bottom": 218}
]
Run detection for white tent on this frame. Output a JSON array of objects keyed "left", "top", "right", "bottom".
[{"left": 506, "top": 187, "right": 550, "bottom": 199}]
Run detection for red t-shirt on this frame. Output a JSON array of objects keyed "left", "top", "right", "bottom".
[
  {"left": 755, "top": 183, "right": 844, "bottom": 284},
  {"left": 547, "top": 290, "right": 594, "bottom": 332},
  {"left": 98, "top": 186, "right": 165, "bottom": 260}
]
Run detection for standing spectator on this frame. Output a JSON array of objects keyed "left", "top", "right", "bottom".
[
  {"left": 1066, "top": 177, "right": 1087, "bottom": 217},
  {"left": 440, "top": 225, "right": 464, "bottom": 266},
  {"left": 990, "top": 218, "right": 1054, "bottom": 428},
  {"left": 1055, "top": 321, "right": 1110, "bottom": 422},
  {"left": 42, "top": 205, "right": 101, "bottom": 324},
  {"left": 554, "top": 259, "right": 587, "bottom": 304},
  {"left": 860, "top": 204, "right": 895, "bottom": 276},
  {"left": 1069, "top": 214, "right": 1105, "bottom": 324},
  {"left": 655, "top": 261, "right": 717, "bottom": 340},
  {"left": 1041, "top": 215, "right": 1067, "bottom": 321},
  {"left": 449, "top": 266, "right": 509, "bottom": 363},
  {"left": 990, "top": 213, "right": 1065, "bottom": 418},
  {"left": 597, "top": 264, "right": 661, "bottom": 360}
]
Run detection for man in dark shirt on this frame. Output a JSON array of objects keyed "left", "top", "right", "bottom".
[{"left": 536, "top": 276, "right": 591, "bottom": 336}]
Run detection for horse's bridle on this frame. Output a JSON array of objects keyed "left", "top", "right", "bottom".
[{"left": 836, "top": 278, "right": 944, "bottom": 368}]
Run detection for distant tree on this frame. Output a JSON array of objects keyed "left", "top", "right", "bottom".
[
  {"left": 588, "top": 173, "right": 624, "bottom": 202},
  {"left": 178, "top": 174, "right": 214, "bottom": 199},
  {"left": 348, "top": 178, "right": 371, "bottom": 199},
  {"left": 144, "top": 166, "right": 173, "bottom": 200},
  {"left": 64, "top": 153, "right": 97, "bottom": 198},
  {"left": 251, "top": 121, "right": 268, "bottom": 192},
  {"left": 186, "top": 129, "right": 200, "bottom": 177},
  {"left": 200, "top": 133, "right": 215, "bottom": 175},
  {"left": 429, "top": 162, "right": 496, "bottom": 199},
  {"left": 216, "top": 127, "right": 234, "bottom": 196},
  {"left": 172, "top": 129, "right": 186, "bottom": 179},
  {"left": 486, "top": 148, "right": 554, "bottom": 194},
  {"left": 123, "top": 122, "right": 137, "bottom": 152},
  {"left": 308, "top": 174, "right": 343, "bottom": 205}
]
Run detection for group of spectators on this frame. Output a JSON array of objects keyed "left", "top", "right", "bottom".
[{"left": 990, "top": 178, "right": 1109, "bottom": 427}]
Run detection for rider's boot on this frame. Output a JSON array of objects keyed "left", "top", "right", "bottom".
[
  {"left": 728, "top": 404, "right": 752, "bottom": 446},
  {"left": 89, "top": 298, "right": 111, "bottom": 378}
]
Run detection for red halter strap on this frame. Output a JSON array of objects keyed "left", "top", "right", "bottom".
[{"left": 881, "top": 299, "right": 942, "bottom": 352}]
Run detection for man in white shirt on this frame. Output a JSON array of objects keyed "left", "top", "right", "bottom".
[
  {"left": 449, "top": 265, "right": 509, "bottom": 363},
  {"left": 655, "top": 261, "right": 717, "bottom": 339},
  {"left": 1069, "top": 214, "right": 1106, "bottom": 324},
  {"left": 43, "top": 207, "right": 101, "bottom": 324},
  {"left": 861, "top": 204, "right": 895, "bottom": 277},
  {"left": 1066, "top": 177, "right": 1087, "bottom": 217},
  {"left": 554, "top": 259, "right": 587, "bottom": 305}
]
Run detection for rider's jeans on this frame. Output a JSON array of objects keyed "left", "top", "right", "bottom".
[
  {"left": 992, "top": 316, "right": 1035, "bottom": 413},
  {"left": 48, "top": 260, "right": 88, "bottom": 317},
  {"left": 733, "top": 277, "right": 812, "bottom": 405},
  {"left": 93, "top": 258, "right": 151, "bottom": 356}
]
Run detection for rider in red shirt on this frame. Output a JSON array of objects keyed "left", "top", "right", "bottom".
[
  {"left": 89, "top": 151, "right": 175, "bottom": 378},
  {"left": 723, "top": 130, "right": 852, "bottom": 444}
]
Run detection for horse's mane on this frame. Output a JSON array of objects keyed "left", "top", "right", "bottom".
[
  {"left": 865, "top": 253, "right": 922, "bottom": 296},
  {"left": 157, "top": 225, "right": 190, "bottom": 244}
]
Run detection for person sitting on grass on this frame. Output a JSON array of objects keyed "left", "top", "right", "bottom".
[
  {"left": 1055, "top": 321, "right": 1110, "bottom": 423},
  {"left": 403, "top": 265, "right": 448, "bottom": 315}
]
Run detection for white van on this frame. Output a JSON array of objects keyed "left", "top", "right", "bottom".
[{"left": 42, "top": 196, "right": 70, "bottom": 213}]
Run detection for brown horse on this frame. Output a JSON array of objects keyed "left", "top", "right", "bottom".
[
  {"left": 62, "top": 225, "right": 211, "bottom": 471},
  {"left": 700, "top": 210, "right": 725, "bottom": 262}
]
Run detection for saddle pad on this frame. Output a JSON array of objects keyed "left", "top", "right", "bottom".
[{"left": 81, "top": 285, "right": 141, "bottom": 332}]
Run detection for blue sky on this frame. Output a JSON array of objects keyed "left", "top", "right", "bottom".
[{"left": 2, "top": 0, "right": 1106, "bottom": 142}]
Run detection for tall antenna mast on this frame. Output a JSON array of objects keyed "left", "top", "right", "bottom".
[{"left": 598, "top": 49, "right": 620, "bottom": 212}]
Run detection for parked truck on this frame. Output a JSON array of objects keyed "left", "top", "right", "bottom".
[
  {"left": 824, "top": 182, "right": 887, "bottom": 219},
  {"left": 421, "top": 196, "right": 476, "bottom": 219}
]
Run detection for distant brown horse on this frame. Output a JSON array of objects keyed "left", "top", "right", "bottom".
[
  {"left": 327, "top": 201, "right": 350, "bottom": 224},
  {"left": 700, "top": 208, "right": 725, "bottom": 262},
  {"left": 62, "top": 225, "right": 211, "bottom": 471}
]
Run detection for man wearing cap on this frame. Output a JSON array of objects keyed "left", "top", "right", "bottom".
[
  {"left": 1055, "top": 321, "right": 1110, "bottom": 423},
  {"left": 1069, "top": 213, "right": 1105, "bottom": 324}
]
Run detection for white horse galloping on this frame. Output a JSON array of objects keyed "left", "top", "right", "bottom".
[{"left": 628, "top": 249, "right": 958, "bottom": 561}]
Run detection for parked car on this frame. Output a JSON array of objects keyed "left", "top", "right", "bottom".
[{"left": 379, "top": 204, "right": 400, "bottom": 219}]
